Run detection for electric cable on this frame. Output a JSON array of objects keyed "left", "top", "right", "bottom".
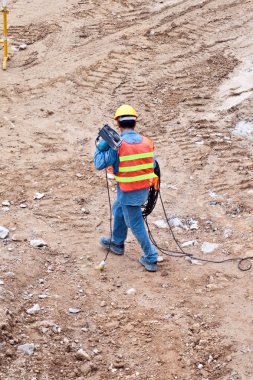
[
  {"left": 144, "top": 190, "right": 253, "bottom": 272},
  {"left": 104, "top": 166, "right": 113, "bottom": 262},
  {"left": 95, "top": 138, "right": 114, "bottom": 270},
  {"left": 96, "top": 131, "right": 252, "bottom": 272}
]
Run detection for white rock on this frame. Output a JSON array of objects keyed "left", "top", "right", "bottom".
[
  {"left": 5, "top": 272, "right": 15, "bottom": 277},
  {"left": 182, "top": 240, "right": 197, "bottom": 247},
  {"left": 52, "top": 325, "right": 62, "bottom": 334},
  {"left": 197, "top": 363, "right": 204, "bottom": 369},
  {"left": 0, "top": 279, "right": 4, "bottom": 285},
  {"left": 38, "top": 294, "right": 48, "bottom": 299},
  {"left": 169, "top": 217, "right": 186, "bottom": 229},
  {"left": 34, "top": 192, "right": 45, "bottom": 200},
  {"left": 201, "top": 242, "right": 220, "bottom": 254},
  {"left": 19, "top": 43, "right": 27, "bottom": 50},
  {"left": 20, "top": 203, "right": 27, "bottom": 208},
  {"left": 153, "top": 219, "right": 168, "bottom": 229},
  {"left": 76, "top": 348, "right": 91, "bottom": 361},
  {"left": 2, "top": 206, "right": 10, "bottom": 212},
  {"left": 2, "top": 200, "right": 10, "bottom": 206},
  {"left": 0, "top": 226, "right": 9, "bottom": 239},
  {"left": 26, "top": 304, "right": 41, "bottom": 315},
  {"left": 81, "top": 208, "right": 90, "bottom": 214},
  {"left": 17, "top": 343, "right": 35, "bottom": 355},
  {"left": 241, "top": 346, "right": 251, "bottom": 353},
  {"left": 185, "top": 256, "right": 203, "bottom": 265},
  {"left": 209, "top": 190, "right": 218, "bottom": 198},
  {"left": 223, "top": 228, "right": 232, "bottom": 238},
  {"left": 157, "top": 256, "right": 164, "bottom": 262},
  {"left": 189, "top": 219, "right": 198, "bottom": 230},
  {"left": 126, "top": 288, "right": 136, "bottom": 295},
  {"left": 69, "top": 307, "right": 81, "bottom": 314},
  {"left": 233, "top": 120, "right": 253, "bottom": 137},
  {"left": 30, "top": 239, "right": 47, "bottom": 248}
]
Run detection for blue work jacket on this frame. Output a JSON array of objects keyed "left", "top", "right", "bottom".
[{"left": 94, "top": 130, "right": 149, "bottom": 206}]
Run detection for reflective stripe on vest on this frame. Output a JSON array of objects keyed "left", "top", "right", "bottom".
[
  {"left": 118, "top": 162, "right": 154, "bottom": 173},
  {"left": 119, "top": 152, "right": 154, "bottom": 162},
  {"left": 115, "top": 172, "right": 156, "bottom": 183}
]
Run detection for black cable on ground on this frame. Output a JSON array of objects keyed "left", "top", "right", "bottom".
[
  {"left": 145, "top": 190, "right": 253, "bottom": 272},
  {"left": 97, "top": 143, "right": 252, "bottom": 272},
  {"left": 104, "top": 167, "right": 113, "bottom": 262}
]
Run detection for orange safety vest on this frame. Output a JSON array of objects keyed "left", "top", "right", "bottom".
[{"left": 115, "top": 136, "right": 158, "bottom": 192}]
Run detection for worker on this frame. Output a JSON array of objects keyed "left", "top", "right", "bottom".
[{"left": 94, "top": 104, "right": 158, "bottom": 272}]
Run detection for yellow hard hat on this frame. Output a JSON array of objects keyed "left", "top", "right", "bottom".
[{"left": 114, "top": 104, "right": 138, "bottom": 120}]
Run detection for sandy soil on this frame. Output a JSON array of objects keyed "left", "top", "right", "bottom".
[{"left": 0, "top": 0, "right": 253, "bottom": 379}]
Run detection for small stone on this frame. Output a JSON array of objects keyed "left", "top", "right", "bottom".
[
  {"left": 17, "top": 343, "right": 35, "bottom": 355},
  {"left": 0, "top": 226, "right": 9, "bottom": 239},
  {"left": 69, "top": 307, "right": 81, "bottom": 314},
  {"left": 169, "top": 217, "right": 186, "bottom": 229},
  {"left": 153, "top": 219, "right": 168, "bottom": 229},
  {"left": 5, "top": 272, "right": 15, "bottom": 277},
  {"left": 186, "top": 257, "right": 203, "bottom": 266},
  {"left": 149, "top": 30, "right": 155, "bottom": 36},
  {"left": 26, "top": 304, "right": 41, "bottom": 315},
  {"left": 126, "top": 288, "right": 136, "bottom": 295},
  {"left": 75, "top": 349, "right": 91, "bottom": 361},
  {"left": 2, "top": 200, "right": 10, "bottom": 206},
  {"left": 2, "top": 206, "right": 10, "bottom": 212},
  {"left": 100, "top": 301, "right": 106, "bottom": 307},
  {"left": 241, "top": 346, "right": 251, "bottom": 353},
  {"left": 30, "top": 239, "right": 47, "bottom": 248},
  {"left": 197, "top": 363, "right": 204, "bottom": 369},
  {"left": 182, "top": 240, "right": 197, "bottom": 247},
  {"left": 12, "top": 234, "right": 25, "bottom": 242},
  {"left": 113, "top": 361, "right": 125, "bottom": 369},
  {"left": 0, "top": 279, "right": 4, "bottom": 285},
  {"left": 38, "top": 294, "right": 48, "bottom": 299},
  {"left": 189, "top": 219, "right": 198, "bottom": 230},
  {"left": 157, "top": 256, "right": 164, "bottom": 262},
  {"left": 201, "top": 242, "right": 220, "bottom": 254},
  {"left": 20, "top": 203, "right": 27, "bottom": 208},
  {"left": 81, "top": 208, "right": 90, "bottom": 214},
  {"left": 19, "top": 43, "right": 27, "bottom": 50},
  {"left": 34, "top": 192, "right": 45, "bottom": 200},
  {"left": 76, "top": 173, "right": 83, "bottom": 178},
  {"left": 52, "top": 325, "right": 62, "bottom": 334},
  {"left": 223, "top": 229, "right": 232, "bottom": 238}
]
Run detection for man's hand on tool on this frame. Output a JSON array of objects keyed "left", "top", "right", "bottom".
[{"left": 97, "top": 138, "right": 110, "bottom": 152}]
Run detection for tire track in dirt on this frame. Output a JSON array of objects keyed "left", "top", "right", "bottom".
[{"left": 1, "top": 0, "right": 253, "bottom": 378}]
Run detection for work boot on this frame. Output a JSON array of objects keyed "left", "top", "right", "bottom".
[
  {"left": 99, "top": 237, "right": 124, "bottom": 255},
  {"left": 139, "top": 255, "right": 157, "bottom": 272}
]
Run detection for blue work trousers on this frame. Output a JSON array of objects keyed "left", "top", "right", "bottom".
[{"left": 112, "top": 200, "right": 157, "bottom": 264}]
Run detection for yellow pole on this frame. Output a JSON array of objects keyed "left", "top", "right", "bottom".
[{"left": 1, "top": 1, "right": 9, "bottom": 70}]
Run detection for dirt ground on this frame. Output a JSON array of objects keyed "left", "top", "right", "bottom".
[{"left": 0, "top": 0, "right": 253, "bottom": 379}]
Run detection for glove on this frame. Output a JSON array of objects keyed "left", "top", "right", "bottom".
[{"left": 97, "top": 138, "right": 109, "bottom": 152}]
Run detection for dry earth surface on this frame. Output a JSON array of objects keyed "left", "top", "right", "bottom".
[{"left": 0, "top": 0, "right": 253, "bottom": 379}]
